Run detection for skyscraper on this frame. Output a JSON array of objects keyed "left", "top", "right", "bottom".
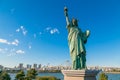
[
  {"left": 27, "top": 64, "right": 31, "bottom": 69},
  {"left": 0, "top": 65, "right": 3, "bottom": 70},
  {"left": 33, "top": 64, "right": 37, "bottom": 69},
  {"left": 18, "top": 63, "right": 23, "bottom": 70},
  {"left": 38, "top": 64, "right": 42, "bottom": 69}
]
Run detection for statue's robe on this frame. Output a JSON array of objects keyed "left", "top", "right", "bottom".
[{"left": 67, "top": 23, "right": 89, "bottom": 70}]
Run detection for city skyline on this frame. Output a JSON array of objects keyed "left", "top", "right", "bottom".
[{"left": 0, "top": 0, "right": 120, "bottom": 68}]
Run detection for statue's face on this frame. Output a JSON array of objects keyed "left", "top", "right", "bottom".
[{"left": 72, "top": 19, "right": 78, "bottom": 26}]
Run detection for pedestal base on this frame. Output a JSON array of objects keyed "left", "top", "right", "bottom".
[{"left": 62, "top": 70, "right": 99, "bottom": 80}]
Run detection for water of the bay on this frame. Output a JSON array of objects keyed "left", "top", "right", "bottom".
[{"left": 10, "top": 72, "right": 120, "bottom": 80}]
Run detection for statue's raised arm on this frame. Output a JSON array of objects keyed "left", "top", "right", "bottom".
[
  {"left": 64, "top": 7, "right": 70, "bottom": 26},
  {"left": 64, "top": 7, "right": 90, "bottom": 70}
]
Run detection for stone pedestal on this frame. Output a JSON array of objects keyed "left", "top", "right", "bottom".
[{"left": 62, "top": 70, "right": 99, "bottom": 80}]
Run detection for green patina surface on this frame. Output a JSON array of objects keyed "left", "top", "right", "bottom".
[{"left": 64, "top": 7, "right": 90, "bottom": 70}]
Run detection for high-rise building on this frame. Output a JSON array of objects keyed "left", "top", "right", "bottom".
[
  {"left": 38, "top": 64, "right": 42, "bottom": 69},
  {"left": 18, "top": 63, "right": 23, "bottom": 69},
  {"left": 33, "top": 64, "right": 37, "bottom": 69},
  {"left": 27, "top": 64, "right": 31, "bottom": 69},
  {"left": 0, "top": 65, "right": 3, "bottom": 70}
]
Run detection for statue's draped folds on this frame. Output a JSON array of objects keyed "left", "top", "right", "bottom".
[
  {"left": 67, "top": 24, "right": 89, "bottom": 69},
  {"left": 64, "top": 7, "right": 90, "bottom": 70}
]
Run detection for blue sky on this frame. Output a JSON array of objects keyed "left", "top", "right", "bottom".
[{"left": 0, "top": 0, "right": 120, "bottom": 68}]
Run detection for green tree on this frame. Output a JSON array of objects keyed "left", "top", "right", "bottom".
[
  {"left": 99, "top": 72, "right": 108, "bottom": 80},
  {"left": 0, "top": 71, "right": 2, "bottom": 76},
  {"left": 24, "top": 76, "right": 32, "bottom": 80},
  {"left": 27, "top": 69, "right": 38, "bottom": 79},
  {"left": 0, "top": 71, "right": 11, "bottom": 80},
  {"left": 15, "top": 70, "right": 25, "bottom": 80},
  {"left": 36, "top": 76, "right": 60, "bottom": 80}
]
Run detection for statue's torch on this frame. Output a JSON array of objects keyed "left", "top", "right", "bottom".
[{"left": 64, "top": 7, "right": 68, "bottom": 16}]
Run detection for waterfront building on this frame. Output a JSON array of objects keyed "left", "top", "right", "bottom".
[
  {"left": 33, "top": 63, "right": 37, "bottom": 69},
  {"left": 38, "top": 64, "right": 41, "bottom": 69},
  {"left": 0, "top": 65, "right": 3, "bottom": 70},
  {"left": 27, "top": 64, "right": 31, "bottom": 70},
  {"left": 18, "top": 63, "right": 24, "bottom": 70}
]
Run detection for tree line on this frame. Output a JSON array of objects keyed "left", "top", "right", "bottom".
[
  {"left": 0, "top": 69, "right": 108, "bottom": 80},
  {"left": 0, "top": 69, "right": 60, "bottom": 80}
]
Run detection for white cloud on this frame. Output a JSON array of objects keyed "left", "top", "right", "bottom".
[
  {"left": 20, "top": 26, "right": 24, "bottom": 29},
  {"left": 0, "top": 48, "right": 25, "bottom": 56},
  {"left": 0, "top": 38, "right": 19, "bottom": 46},
  {"left": 46, "top": 27, "right": 51, "bottom": 31},
  {"left": 50, "top": 28, "right": 59, "bottom": 34},
  {"left": 16, "top": 26, "right": 28, "bottom": 36},
  {"left": 28, "top": 45, "right": 32, "bottom": 49},
  {"left": 7, "top": 49, "right": 25, "bottom": 56},
  {"left": 20, "top": 26, "right": 27, "bottom": 35},
  {"left": 23, "top": 30, "right": 27, "bottom": 35},
  {"left": 0, "top": 48, "right": 3, "bottom": 51},
  {"left": 16, "top": 28, "right": 20, "bottom": 32},
  {"left": 0, "top": 48, "right": 3, "bottom": 52},
  {"left": 15, "top": 39, "right": 19, "bottom": 43},
  {"left": 16, "top": 50, "right": 25, "bottom": 54},
  {"left": 0, "top": 48, "right": 8, "bottom": 54},
  {"left": 0, "top": 39, "right": 10, "bottom": 45},
  {"left": 11, "top": 39, "right": 19, "bottom": 46},
  {"left": 45, "top": 27, "right": 60, "bottom": 34}
]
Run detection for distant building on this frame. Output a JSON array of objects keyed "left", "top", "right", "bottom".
[
  {"left": 38, "top": 64, "right": 41, "bottom": 69},
  {"left": 33, "top": 64, "right": 37, "bottom": 69},
  {"left": 0, "top": 65, "right": 4, "bottom": 70},
  {"left": 18, "top": 63, "right": 23, "bottom": 70},
  {"left": 27, "top": 64, "right": 31, "bottom": 69}
]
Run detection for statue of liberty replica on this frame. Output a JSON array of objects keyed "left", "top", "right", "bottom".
[{"left": 64, "top": 7, "right": 90, "bottom": 70}]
